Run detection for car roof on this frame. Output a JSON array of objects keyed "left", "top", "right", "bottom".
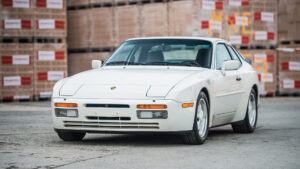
[{"left": 127, "top": 36, "right": 228, "bottom": 43}]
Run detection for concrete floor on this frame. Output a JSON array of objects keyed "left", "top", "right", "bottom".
[{"left": 0, "top": 98, "right": 300, "bottom": 169}]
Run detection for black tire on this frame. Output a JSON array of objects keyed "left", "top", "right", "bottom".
[
  {"left": 232, "top": 88, "right": 258, "bottom": 133},
  {"left": 182, "top": 91, "right": 209, "bottom": 145},
  {"left": 56, "top": 131, "right": 86, "bottom": 141}
]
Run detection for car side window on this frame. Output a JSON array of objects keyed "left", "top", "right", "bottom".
[
  {"left": 216, "top": 44, "right": 232, "bottom": 70},
  {"left": 226, "top": 45, "right": 242, "bottom": 66}
]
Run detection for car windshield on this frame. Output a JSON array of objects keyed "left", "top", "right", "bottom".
[{"left": 104, "top": 39, "right": 213, "bottom": 68}]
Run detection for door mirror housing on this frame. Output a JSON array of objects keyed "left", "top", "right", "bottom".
[
  {"left": 92, "top": 60, "right": 102, "bottom": 69},
  {"left": 221, "top": 60, "right": 240, "bottom": 75}
]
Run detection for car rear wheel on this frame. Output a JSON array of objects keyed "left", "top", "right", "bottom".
[
  {"left": 57, "top": 131, "right": 86, "bottom": 141},
  {"left": 232, "top": 88, "right": 257, "bottom": 133},
  {"left": 182, "top": 91, "right": 209, "bottom": 145}
]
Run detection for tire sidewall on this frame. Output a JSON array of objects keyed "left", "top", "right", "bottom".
[
  {"left": 193, "top": 91, "right": 210, "bottom": 142},
  {"left": 246, "top": 89, "right": 258, "bottom": 132}
]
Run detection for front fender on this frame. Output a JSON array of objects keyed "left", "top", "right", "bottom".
[{"left": 165, "top": 76, "right": 211, "bottom": 103}]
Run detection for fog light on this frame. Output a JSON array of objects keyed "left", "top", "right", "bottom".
[
  {"left": 55, "top": 108, "right": 78, "bottom": 117},
  {"left": 137, "top": 110, "right": 167, "bottom": 119}
]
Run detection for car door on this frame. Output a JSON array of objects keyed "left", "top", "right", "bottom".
[
  {"left": 212, "top": 43, "right": 244, "bottom": 125},
  {"left": 225, "top": 44, "right": 246, "bottom": 111}
]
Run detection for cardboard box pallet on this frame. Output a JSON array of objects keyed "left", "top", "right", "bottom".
[
  {"left": 277, "top": 47, "right": 300, "bottom": 94},
  {"left": 0, "top": 43, "right": 34, "bottom": 100},
  {"left": 33, "top": 42, "right": 67, "bottom": 99},
  {"left": 67, "top": 10, "right": 90, "bottom": 49},
  {"left": 278, "top": 0, "right": 300, "bottom": 42},
  {"left": 225, "top": 0, "right": 277, "bottom": 46},
  {"left": 1, "top": 0, "right": 66, "bottom": 38}
]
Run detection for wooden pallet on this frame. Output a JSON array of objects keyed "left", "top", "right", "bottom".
[
  {"left": 276, "top": 92, "right": 300, "bottom": 97},
  {"left": 34, "top": 37, "right": 66, "bottom": 43},
  {"left": 279, "top": 40, "right": 300, "bottom": 46},
  {"left": 68, "top": 47, "right": 116, "bottom": 53},
  {"left": 0, "top": 37, "right": 33, "bottom": 43}
]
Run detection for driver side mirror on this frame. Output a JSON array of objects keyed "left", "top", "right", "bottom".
[
  {"left": 92, "top": 60, "right": 102, "bottom": 69},
  {"left": 221, "top": 60, "right": 240, "bottom": 75}
]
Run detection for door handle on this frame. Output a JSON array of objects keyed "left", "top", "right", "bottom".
[{"left": 236, "top": 76, "right": 242, "bottom": 81}]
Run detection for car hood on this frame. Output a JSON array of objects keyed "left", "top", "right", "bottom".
[{"left": 59, "top": 66, "right": 205, "bottom": 99}]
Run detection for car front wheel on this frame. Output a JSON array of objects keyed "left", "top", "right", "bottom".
[
  {"left": 56, "top": 131, "right": 86, "bottom": 141},
  {"left": 182, "top": 91, "right": 209, "bottom": 145},
  {"left": 232, "top": 88, "right": 257, "bottom": 133}
]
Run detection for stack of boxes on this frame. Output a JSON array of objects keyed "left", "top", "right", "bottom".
[
  {"left": 0, "top": 43, "right": 34, "bottom": 100},
  {"left": 278, "top": 0, "right": 300, "bottom": 42},
  {"left": 277, "top": 48, "right": 300, "bottom": 94},
  {"left": 241, "top": 49, "right": 277, "bottom": 95},
  {"left": 0, "top": 0, "right": 67, "bottom": 101},
  {"left": 277, "top": 0, "right": 300, "bottom": 95},
  {"left": 227, "top": 0, "right": 277, "bottom": 95}
]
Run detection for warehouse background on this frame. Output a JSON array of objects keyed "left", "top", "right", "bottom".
[{"left": 0, "top": 0, "right": 300, "bottom": 101}]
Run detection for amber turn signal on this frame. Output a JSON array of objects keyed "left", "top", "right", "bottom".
[
  {"left": 54, "top": 103, "right": 78, "bottom": 108},
  {"left": 182, "top": 103, "right": 194, "bottom": 108},
  {"left": 137, "top": 104, "right": 167, "bottom": 109}
]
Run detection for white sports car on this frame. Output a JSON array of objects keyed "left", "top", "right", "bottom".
[{"left": 52, "top": 37, "right": 259, "bottom": 144}]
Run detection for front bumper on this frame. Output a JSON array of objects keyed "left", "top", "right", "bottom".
[{"left": 52, "top": 98, "right": 195, "bottom": 132}]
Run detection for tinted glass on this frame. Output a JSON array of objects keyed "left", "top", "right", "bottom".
[
  {"left": 105, "top": 39, "right": 213, "bottom": 68},
  {"left": 216, "top": 44, "right": 232, "bottom": 69},
  {"left": 227, "top": 45, "right": 241, "bottom": 65}
]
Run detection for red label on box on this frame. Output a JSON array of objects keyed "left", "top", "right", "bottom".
[
  {"left": 241, "top": 0, "right": 249, "bottom": 6},
  {"left": 3, "top": 19, "right": 31, "bottom": 29},
  {"left": 201, "top": 21, "right": 209, "bottom": 29},
  {"left": 241, "top": 36, "right": 249, "bottom": 44},
  {"left": 215, "top": 1, "right": 223, "bottom": 10},
  {"left": 36, "top": 0, "right": 63, "bottom": 9},
  {"left": 37, "top": 51, "right": 65, "bottom": 60},
  {"left": 254, "top": 12, "right": 261, "bottom": 21},
  {"left": 266, "top": 54, "right": 274, "bottom": 63},
  {"left": 38, "top": 71, "right": 64, "bottom": 81},
  {"left": 3, "top": 76, "right": 31, "bottom": 86}
]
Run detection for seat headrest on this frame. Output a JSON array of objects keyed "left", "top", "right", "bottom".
[{"left": 146, "top": 51, "right": 164, "bottom": 63}]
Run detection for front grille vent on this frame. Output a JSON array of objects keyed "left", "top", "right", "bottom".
[
  {"left": 86, "top": 116, "right": 131, "bottom": 121},
  {"left": 85, "top": 104, "right": 130, "bottom": 108}
]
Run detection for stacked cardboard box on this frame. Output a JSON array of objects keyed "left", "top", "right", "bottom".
[
  {"left": 33, "top": 43, "right": 67, "bottom": 99},
  {"left": 168, "top": 0, "right": 195, "bottom": 36},
  {"left": 68, "top": 9, "right": 90, "bottom": 49},
  {"left": 114, "top": 5, "right": 140, "bottom": 45},
  {"left": 225, "top": 0, "right": 252, "bottom": 45},
  {"left": 90, "top": 7, "right": 114, "bottom": 48},
  {"left": 251, "top": 0, "right": 277, "bottom": 45},
  {"left": 68, "top": 52, "right": 112, "bottom": 76},
  {"left": 241, "top": 49, "right": 277, "bottom": 95},
  {"left": 277, "top": 47, "right": 300, "bottom": 94},
  {"left": 0, "top": 0, "right": 67, "bottom": 101},
  {"left": 1, "top": 0, "right": 34, "bottom": 37},
  {"left": 34, "top": 8, "right": 66, "bottom": 38},
  {"left": 0, "top": 43, "right": 34, "bottom": 100},
  {"left": 278, "top": 0, "right": 300, "bottom": 42},
  {"left": 196, "top": 0, "right": 225, "bottom": 38},
  {"left": 140, "top": 3, "right": 168, "bottom": 37}
]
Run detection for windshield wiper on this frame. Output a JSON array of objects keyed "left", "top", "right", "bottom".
[
  {"left": 105, "top": 61, "right": 145, "bottom": 66},
  {"left": 146, "top": 61, "right": 201, "bottom": 67},
  {"left": 145, "top": 62, "right": 183, "bottom": 66},
  {"left": 180, "top": 60, "right": 201, "bottom": 67}
]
